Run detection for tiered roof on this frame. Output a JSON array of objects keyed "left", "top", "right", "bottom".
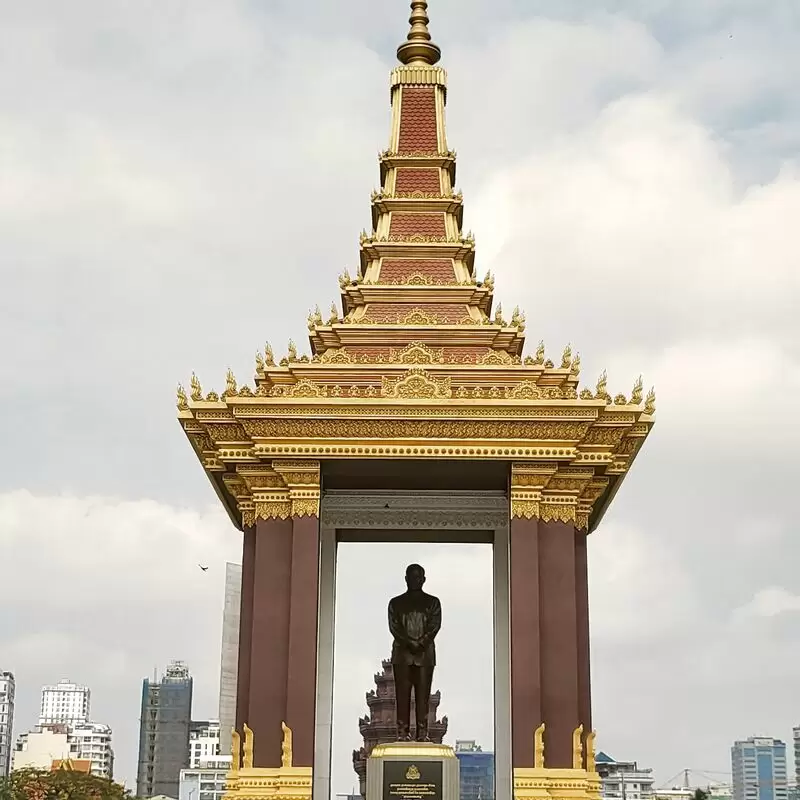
[{"left": 177, "top": 1, "right": 655, "bottom": 531}]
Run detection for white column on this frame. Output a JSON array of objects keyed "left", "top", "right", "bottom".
[
  {"left": 493, "top": 521, "right": 513, "bottom": 800},
  {"left": 313, "top": 522, "right": 337, "bottom": 800}
]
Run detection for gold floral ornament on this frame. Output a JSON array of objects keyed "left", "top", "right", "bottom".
[
  {"left": 614, "top": 393, "right": 627, "bottom": 405},
  {"left": 644, "top": 387, "right": 656, "bottom": 415},
  {"left": 631, "top": 375, "right": 643, "bottom": 404},
  {"left": 534, "top": 341, "right": 545, "bottom": 365},
  {"left": 382, "top": 368, "right": 452, "bottom": 399},
  {"left": 561, "top": 343, "right": 572, "bottom": 369},
  {"left": 176, "top": 384, "right": 189, "bottom": 411},
  {"left": 190, "top": 373, "right": 203, "bottom": 402}
]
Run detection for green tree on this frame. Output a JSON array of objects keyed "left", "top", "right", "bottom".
[
  {"left": 0, "top": 768, "right": 130, "bottom": 800},
  {"left": 693, "top": 789, "right": 710, "bottom": 800}
]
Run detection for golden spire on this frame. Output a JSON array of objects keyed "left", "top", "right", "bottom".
[{"left": 397, "top": 0, "right": 442, "bottom": 66}]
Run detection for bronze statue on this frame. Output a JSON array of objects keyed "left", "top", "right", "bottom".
[{"left": 388, "top": 563, "right": 442, "bottom": 741}]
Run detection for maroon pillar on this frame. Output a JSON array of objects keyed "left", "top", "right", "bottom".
[
  {"left": 509, "top": 516, "right": 541, "bottom": 768},
  {"left": 235, "top": 525, "right": 256, "bottom": 736},
  {"left": 248, "top": 517, "right": 293, "bottom": 767},
  {"left": 286, "top": 515, "right": 320, "bottom": 767},
  {"left": 538, "top": 519, "right": 580, "bottom": 768},
  {"left": 575, "top": 529, "right": 592, "bottom": 750}
]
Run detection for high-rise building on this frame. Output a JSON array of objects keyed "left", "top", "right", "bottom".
[
  {"left": 793, "top": 728, "right": 799, "bottom": 791},
  {"left": 455, "top": 740, "right": 495, "bottom": 800},
  {"left": 39, "top": 680, "right": 90, "bottom": 726},
  {"left": 189, "top": 721, "right": 220, "bottom": 769},
  {"left": 0, "top": 672, "right": 15, "bottom": 777},
  {"left": 136, "top": 661, "right": 194, "bottom": 799},
  {"left": 218, "top": 563, "right": 241, "bottom": 756},
  {"left": 12, "top": 722, "right": 113, "bottom": 779},
  {"left": 732, "top": 737, "right": 788, "bottom": 800},
  {"left": 69, "top": 722, "right": 114, "bottom": 779},
  {"left": 179, "top": 759, "right": 231, "bottom": 800},
  {"left": 595, "top": 752, "right": 655, "bottom": 800}
]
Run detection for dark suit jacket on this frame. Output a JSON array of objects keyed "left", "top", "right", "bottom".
[{"left": 388, "top": 590, "right": 442, "bottom": 667}]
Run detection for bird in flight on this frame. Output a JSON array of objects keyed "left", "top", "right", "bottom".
[{"left": 198, "top": 564, "right": 209, "bottom": 572}]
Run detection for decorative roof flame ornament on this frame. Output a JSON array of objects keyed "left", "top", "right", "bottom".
[
  {"left": 644, "top": 387, "right": 656, "bottom": 415},
  {"left": 225, "top": 368, "right": 238, "bottom": 397},
  {"left": 586, "top": 730, "right": 597, "bottom": 773},
  {"left": 534, "top": 341, "right": 545, "bottom": 365},
  {"left": 572, "top": 724, "right": 584, "bottom": 770},
  {"left": 397, "top": 0, "right": 442, "bottom": 66},
  {"left": 534, "top": 723, "right": 546, "bottom": 769},
  {"left": 561, "top": 343, "right": 573, "bottom": 369},
  {"left": 231, "top": 728, "right": 241, "bottom": 773},
  {"left": 595, "top": 370, "right": 609, "bottom": 400},
  {"left": 177, "top": 384, "right": 189, "bottom": 411},
  {"left": 264, "top": 343, "right": 275, "bottom": 366},
  {"left": 328, "top": 302, "right": 339, "bottom": 325},
  {"left": 570, "top": 353, "right": 581, "bottom": 375},
  {"left": 631, "top": 375, "right": 644, "bottom": 404},
  {"left": 190, "top": 373, "right": 203, "bottom": 401},
  {"left": 242, "top": 724, "right": 254, "bottom": 769},
  {"left": 281, "top": 721, "right": 293, "bottom": 768}
]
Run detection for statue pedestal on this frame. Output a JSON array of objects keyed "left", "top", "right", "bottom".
[{"left": 367, "top": 742, "right": 459, "bottom": 800}]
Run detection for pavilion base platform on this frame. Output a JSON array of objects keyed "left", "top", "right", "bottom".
[
  {"left": 223, "top": 766, "right": 313, "bottom": 800},
  {"left": 224, "top": 724, "right": 313, "bottom": 800},
  {"left": 513, "top": 768, "right": 601, "bottom": 800},
  {"left": 367, "top": 742, "right": 459, "bottom": 800}
]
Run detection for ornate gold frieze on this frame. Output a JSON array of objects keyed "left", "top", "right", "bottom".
[{"left": 243, "top": 419, "right": 590, "bottom": 441}]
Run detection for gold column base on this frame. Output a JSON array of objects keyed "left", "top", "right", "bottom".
[
  {"left": 514, "top": 767, "right": 602, "bottom": 800},
  {"left": 223, "top": 766, "right": 313, "bottom": 800}
]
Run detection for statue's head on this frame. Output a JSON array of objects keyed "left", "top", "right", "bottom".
[{"left": 405, "top": 563, "right": 426, "bottom": 591}]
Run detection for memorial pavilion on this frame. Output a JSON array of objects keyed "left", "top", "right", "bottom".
[{"left": 177, "top": 3, "right": 655, "bottom": 800}]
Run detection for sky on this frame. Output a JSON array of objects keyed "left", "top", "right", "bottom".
[{"left": 1, "top": 0, "right": 799, "bottom": 792}]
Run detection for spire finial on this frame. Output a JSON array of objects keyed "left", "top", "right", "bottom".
[{"left": 397, "top": 1, "right": 441, "bottom": 66}]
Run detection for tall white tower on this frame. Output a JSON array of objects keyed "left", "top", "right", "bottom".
[
  {"left": 0, "top": 671, "right": 15, "bottom": 777},
  {"left": 39, "top": 679, "right": 91, "bottom": 726}
]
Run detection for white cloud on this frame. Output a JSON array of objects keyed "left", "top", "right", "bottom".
[{"left": 733, "top": 587, "right": 800, "bottom": 621}]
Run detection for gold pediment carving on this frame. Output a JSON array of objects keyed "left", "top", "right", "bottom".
[
  {"left": 389, "top": 341, "right": 445, "bottom": 364},
  {"left": 381, "top": 368, "right": 452, "bottom": 399},
  {"left": 319, "top": 348, "right": 354, "bottom": 364},
  {"left": 478, "top": 349, "right": 515, "bottom": 365}
]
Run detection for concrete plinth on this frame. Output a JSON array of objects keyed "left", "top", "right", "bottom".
[{"left": 367, "top": 742, "right": 459, "bottom": 800}]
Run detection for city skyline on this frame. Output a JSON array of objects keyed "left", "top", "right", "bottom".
[{"left": 2, "top": 0, "right": 800, "bottom": 794}]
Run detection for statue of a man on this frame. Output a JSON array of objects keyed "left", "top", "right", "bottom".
[{"left": 388, "top": 563, "right": 442, "bottom": 741}]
